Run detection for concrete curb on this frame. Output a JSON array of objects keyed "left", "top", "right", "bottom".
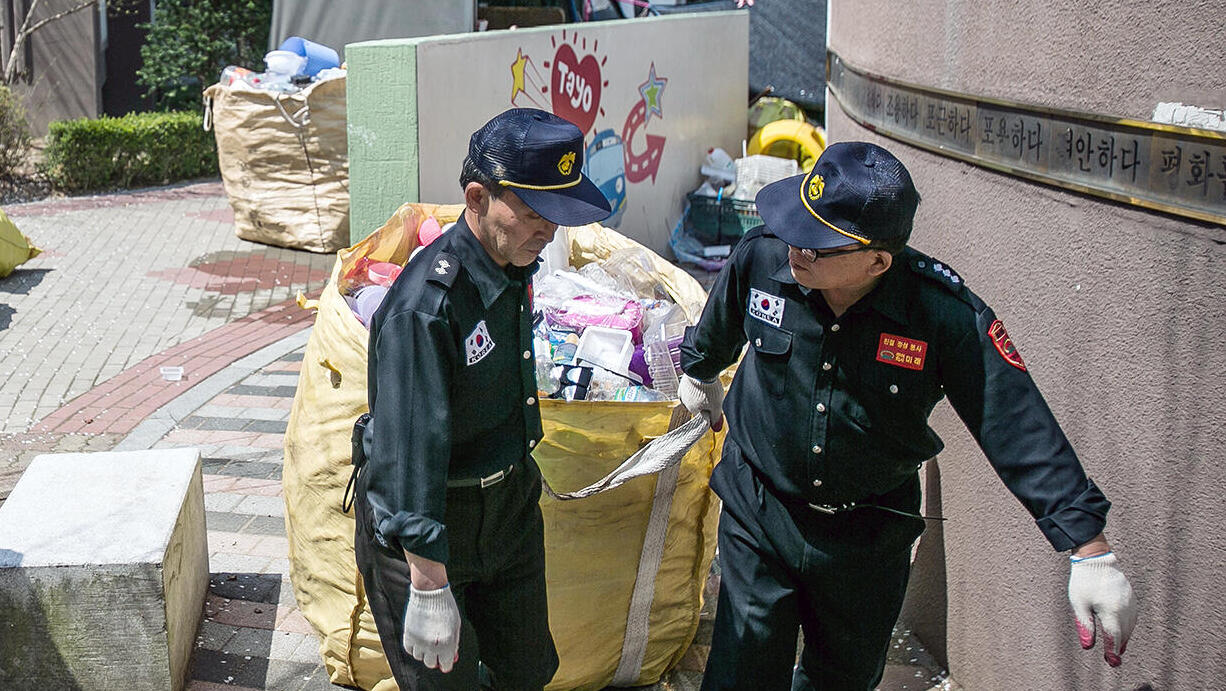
[{"left": 114, "top": 328, "right": 312, "bottom": 452}]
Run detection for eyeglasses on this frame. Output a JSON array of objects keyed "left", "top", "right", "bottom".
[{"left": 790, "top": 245, "right": 873, "bottom": 262}]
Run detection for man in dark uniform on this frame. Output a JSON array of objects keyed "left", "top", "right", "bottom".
[
  {"left": 678, "top": 141, "right": 1138, "bottom": 690},
  {"left": 354, "top": 108, "right": 610, "bottom": 690}
]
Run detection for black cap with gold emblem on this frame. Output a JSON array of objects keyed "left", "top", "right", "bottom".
[
  {"left": 755, "top": 141, "right": 920, "bottom": 249},
  {"left": 468, "top": 108, "right": 612, "bottom": 226}
]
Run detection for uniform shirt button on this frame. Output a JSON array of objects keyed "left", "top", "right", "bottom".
[
  {"left": 523, "top": 350, "right": 532, "bottom": 360},
  {"left": 811, "top": 445, "right": 822, "bottom": 454},
  {"left": 822, "top": 362, "right": 832, "bottom": 371},
  {"left": 526, "top": 396, "right": 536, "bottom": 405},
  {"left": 830, "top": 324, "right": 840, "bottom": 332},
  {"left": 889, "top": 385, "right": 899, "bottom": 394},
  {"left": 812, "top": 478, "right": 823, "bottom": 487},
  {"left": 528, "top": 439, "right": 537, "bottom": 449},
  {"left": 754, "top": 338, "right": 762, "bottom": 347},
  {"left": 816, "top": 403, "right": 826, "bottom": 413}
]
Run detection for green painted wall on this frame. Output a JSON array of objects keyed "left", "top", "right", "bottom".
[{"left": 346, "top": 39, "right": 421, "bottom": 242}]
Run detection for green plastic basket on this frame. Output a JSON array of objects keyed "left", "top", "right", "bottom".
[{"left": 686, "top": 192, "right": 761, "bottom": 244}]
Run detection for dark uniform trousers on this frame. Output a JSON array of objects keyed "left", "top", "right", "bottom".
[
  {"left": 702, "top": 440, "right": 925, "bottom": 691},
  {"left": 354, "top": 458, "right": 559, "bottom": 691}
]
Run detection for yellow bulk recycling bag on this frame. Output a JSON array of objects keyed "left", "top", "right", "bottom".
[
  {"left": 284, "top": 203, "right": 724, "bottom": 690},
  {"left": 203, "top": 77, "right": 348, "bottom": 253},
  {"left": 0, "top": 209, "right": 41, "bottom": 278}
]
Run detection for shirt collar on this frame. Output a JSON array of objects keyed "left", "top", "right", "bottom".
[
  {"left": 770, "top": 255, "right": 797, "bottom": 285},
  {"left": 859, "top": 253, "right": 911, "bottom": 326},
  {"left": 448, "top": 215, "right": 537, "bottom": 309}
]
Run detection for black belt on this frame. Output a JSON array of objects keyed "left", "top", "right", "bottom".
[
  {"left": 806, "top": 500, "right": 945, "bottom": 522},
  {"left": 447, "top": 463, "right": 516, "bottom": 488}
]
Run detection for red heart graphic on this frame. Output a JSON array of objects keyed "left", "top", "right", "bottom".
[{"left": 551, "top": 44, "right": 602, "bottom": 135}]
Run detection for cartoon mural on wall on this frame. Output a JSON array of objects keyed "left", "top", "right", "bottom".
[
  {"left": 623, "top": 62, "right": 668, "bottom": 185},
  {"left": 508, "top": 30, "right": 668, "bottom": 228}
]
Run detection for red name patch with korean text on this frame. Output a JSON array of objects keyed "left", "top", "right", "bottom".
[
  {"left": 876, "top": 333, "right": 928, "bottom": 371},
  {"left": 987, "top": 319, "right": 1027, "bottom": 371}
]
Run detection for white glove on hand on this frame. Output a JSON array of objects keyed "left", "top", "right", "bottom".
[
  {"left": 679, "top": 375, "right": 725, "bottom": 432},
  {"left": 1068, "top": 552, "right": 1137, "bottom": 667},
  {"left": 404, "top": 584, "right": 461, "bottom": 672}
]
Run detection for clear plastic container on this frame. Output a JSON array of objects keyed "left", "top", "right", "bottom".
[
  {"left": 265, "top": 50, "right": 307, "bottom": 75},
  {"left": 730, "top": 154, "right": 800, "bottom": 201},
  {"left": 642, "top": 319, "right": 687, "bottom": 399}
]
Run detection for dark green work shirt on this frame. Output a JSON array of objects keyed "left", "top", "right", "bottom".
[
  {"left": 680, "top": 228, "right": 1109, "bottom": 551},
  {"left": 363, "top": 216, "right": 543, "bottom": 563}
]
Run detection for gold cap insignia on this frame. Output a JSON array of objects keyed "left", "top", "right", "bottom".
[
  {"left": 807, "top": 174, "right": 825, "bottom": 201},
  {"left": 558, "top": 151, "right": 576, "bottom": 177}
]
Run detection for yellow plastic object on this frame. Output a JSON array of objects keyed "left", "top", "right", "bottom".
[
  {"left": 747, "top": 96, "right": 806, "bottom": 135},
  {"left": 283, "top": 202, "right": 724, "bottom": 690},
  {"left": 747, "top": 119, "right": 828, "bottom": 172},
  {"left": 0, "top": 209, "right": 41, "bottom": 278}
]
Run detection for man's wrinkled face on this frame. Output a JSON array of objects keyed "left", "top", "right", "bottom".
[{"left": 474, "top": 189, "right": 558, "bottom": 268}]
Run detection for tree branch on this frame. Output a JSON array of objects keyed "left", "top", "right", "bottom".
[{"left": 4, "top": 0, "right": 99, "bottom": 84}]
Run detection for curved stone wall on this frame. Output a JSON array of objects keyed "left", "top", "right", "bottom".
[{"left": 827, "top": 1, "right": 1226, "bottom": 688}]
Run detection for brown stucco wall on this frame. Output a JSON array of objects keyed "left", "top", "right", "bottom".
[
  {"left": 5, "top": 0, "right": 102, "bottom": 135},
  {"left": 828, "top": 1, "right": 1226, "bottom": 689}
]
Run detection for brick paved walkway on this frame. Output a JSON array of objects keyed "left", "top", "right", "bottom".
[{"left": 0, "top": 181, "right": 332, "bottom": 435}]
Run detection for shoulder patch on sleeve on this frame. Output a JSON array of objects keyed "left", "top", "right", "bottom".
[
  {"left": 908, "top": 253, "right": 971, "bottom": 300},
  {"left": 425, "top": 252, "right": 460, "bottom": 288}
]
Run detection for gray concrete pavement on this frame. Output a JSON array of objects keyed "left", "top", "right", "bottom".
[{"left": 0, "top": 181, "right": 332, "bottom": 434}]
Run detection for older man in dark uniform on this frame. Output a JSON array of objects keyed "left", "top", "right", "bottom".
[
  {"left": 678, "top": 141, "right": 1138, "bottom": 690},
  {"left": 353, "top": 108, "right": 610, "bottom": 690}
]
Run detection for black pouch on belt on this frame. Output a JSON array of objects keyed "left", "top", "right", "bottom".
[{"left": 342, "top": 412, "right": 372, "bottom": 513}]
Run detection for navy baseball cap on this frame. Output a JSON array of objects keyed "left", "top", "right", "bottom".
[
  {"left": 468, "top": 108, "right": 612, "bottom": 226},
  {"left": 755, "top": 141, "right": 920, "bottom": 249}
]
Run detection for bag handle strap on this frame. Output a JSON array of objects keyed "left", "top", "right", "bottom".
[{"left": 541, "top": 411, "right": 711, "bottom": 501}]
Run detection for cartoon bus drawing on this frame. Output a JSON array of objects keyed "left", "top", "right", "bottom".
[{"left": 583, "top": 128, "right": 627, "bottom": 227}]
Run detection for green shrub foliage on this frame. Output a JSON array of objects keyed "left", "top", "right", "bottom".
[
  {"left": 41, "top": 111, "right": 217, "bottom": 191},
  {"left": 137, "top": 0, "right": 273, "bottom": 111},
  {"left": 0, "top": 85, "right": 32, "bottom": 178}
]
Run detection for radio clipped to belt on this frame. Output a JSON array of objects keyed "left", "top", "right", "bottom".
[{"left": 342, "top": 412, "right": 372, "bottom": 513}]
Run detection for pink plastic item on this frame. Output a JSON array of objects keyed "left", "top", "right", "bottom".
[
  {"left": 549, "top": 295, "right": 644, "bottom": 341},
  {"left": 418, "top": 216, "right": 443, "bottom": 247},
  {"left": 367, "top": 262, "right": 402, "bottom": 287}
]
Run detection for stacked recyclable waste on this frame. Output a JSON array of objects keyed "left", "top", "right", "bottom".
[{"left": 204, "top": 36, "right": 349, "bottom": 252}]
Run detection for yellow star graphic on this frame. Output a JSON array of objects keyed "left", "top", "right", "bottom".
[{"left": 510, "top": 49, "right": 528, "bottom": 101}]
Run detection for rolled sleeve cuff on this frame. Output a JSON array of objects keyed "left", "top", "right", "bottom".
[
  {"left": 377, "top": 512, "right": 449, "bottom": 564},
  {"left": 1034, "top": 478, "right": 1111, "bottom": 552},
  {"left": 680, "top": 327, "right": 724, "bottom": 383}
]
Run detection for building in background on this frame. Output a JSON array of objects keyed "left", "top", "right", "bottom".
[
  {"left": 826, "top": 0, "right": 1223, "bottom": 687},
  {"left": 1, "top": 0, "right": 150, "bottom": 135}
]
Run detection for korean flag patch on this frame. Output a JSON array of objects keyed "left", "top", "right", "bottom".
[
  {"left": 748, "top": 288, "right": 785, "bottom": 327},
  {"left": 465, "top": 321, "right": 495, "bottom": 366}
]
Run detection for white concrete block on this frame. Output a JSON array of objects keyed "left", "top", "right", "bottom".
[{"left": 0, "top": 449, "right": 208, "bottom": 690}]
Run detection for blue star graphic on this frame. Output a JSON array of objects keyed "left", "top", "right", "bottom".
[{"left": 638, "top": 63, "right": 668, "bottom": 123}]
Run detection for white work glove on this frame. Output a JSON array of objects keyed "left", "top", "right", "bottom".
[
  {"left": 1068, "top": 552, "right": 1137, "bottom": 667},
  {"left": 678, "top": 374, "right": 724, "bottom": 432},
  {"left": 404, "top": 584, "right": 461, "bottom": 672}
]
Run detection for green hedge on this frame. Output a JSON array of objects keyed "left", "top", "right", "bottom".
[{"left": 41, "top": 111, "right": 218, "bottom": 192}]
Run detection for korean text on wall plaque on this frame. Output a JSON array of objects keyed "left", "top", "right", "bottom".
[{"left": 827, "top": 51, "right": 1226, "bottom": 226}]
